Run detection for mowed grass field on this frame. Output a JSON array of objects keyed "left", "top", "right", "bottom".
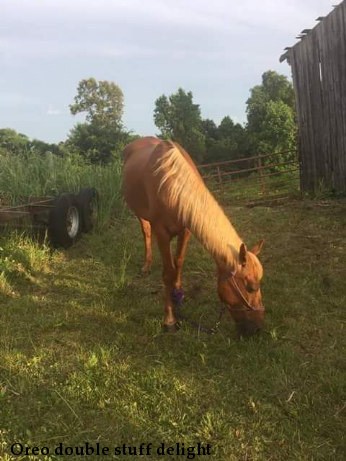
[{"left": 1, "top": 196, "right": 346, "bottom": 460}]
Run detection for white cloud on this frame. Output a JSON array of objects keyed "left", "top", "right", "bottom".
[
  {"left": 1, "top": 1, "right": 335, "bottom": 62},
  {"left": 0, "top": 91, "right": 40, "bottom": 106},
  {"left": 0, "top": 37, "right": 157, "bottom": 59},
  {"left": 3, "top": 0, "right": 334, "bottom": 33},
  {"left": 47, "top": 104, "right": 62, "bottom": 115}
]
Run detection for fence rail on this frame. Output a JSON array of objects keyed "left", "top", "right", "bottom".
[{"left": 197, "top": 149, "right": 300, "bottom": 204}]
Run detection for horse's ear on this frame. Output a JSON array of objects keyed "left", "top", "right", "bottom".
[
  {"left": 251, "top": 239, "right": 265, "bottom": 256},
  {"left": 239, "top": 243, "right": 247, "bottom": 265}
]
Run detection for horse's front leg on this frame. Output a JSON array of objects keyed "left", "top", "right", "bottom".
[
  {"left": 174, "top": 228, "right": 191, "bottom": 289},
  {"left": 154, "top": 225, "right": 179, "bottom": 332}
]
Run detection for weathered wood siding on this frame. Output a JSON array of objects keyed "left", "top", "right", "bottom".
[{"left": 289, "top": 1, "right": 346, "bottom": 192}]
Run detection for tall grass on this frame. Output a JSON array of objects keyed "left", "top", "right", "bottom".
[
  {"left": 0, "top": 150, "right": 126, "bottom": 295},
  {"left": 0, "top": 150, "right": 125, "bottom": 226}
]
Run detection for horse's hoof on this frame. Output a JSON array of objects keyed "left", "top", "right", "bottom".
[
  {"left": 162, "top": 323, "right": 180, "bottom": 333},
  {"left": 141, "top": 267, "right": 151, "bottom": 277}
]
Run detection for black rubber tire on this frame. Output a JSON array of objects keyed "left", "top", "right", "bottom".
[
  {"left": 48, "top": 195, "right": 82, "bottom": 248},
  {"left": 75, "top": 188, "right": 99, "bottom": 233}
]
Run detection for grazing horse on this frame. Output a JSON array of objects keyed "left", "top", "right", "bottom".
[{"left": 122, "top": 136, "right": 265, "bottom": 336}]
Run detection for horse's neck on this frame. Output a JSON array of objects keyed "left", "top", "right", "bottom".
[
  {"left": 171, "top": 174, "right": 242, "bottom": 268},
  {"left": 186, "top": 196, "right": 242, "bottom": 270}
]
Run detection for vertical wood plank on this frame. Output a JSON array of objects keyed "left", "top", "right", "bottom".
[{"left": 287, "top": 1, "right": 346, "bottom": 193}]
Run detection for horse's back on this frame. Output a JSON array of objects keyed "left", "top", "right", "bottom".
[
  {"left": 122, "top": 137, "right": 201, "bottom": 227},
  {"left": 123, "top": 137, "right": 171, "bottom": 221},
  {"left": 123, "top": 136, "right": 161, "bottom": 163}
]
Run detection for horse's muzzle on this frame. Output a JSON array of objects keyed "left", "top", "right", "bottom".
[{"left": 236, "top": 319, "right": 263, "bottom": 337}]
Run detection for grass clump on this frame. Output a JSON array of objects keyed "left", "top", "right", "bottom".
[{"left": 0, "top": 232, "right": 51, "bottom": 299}]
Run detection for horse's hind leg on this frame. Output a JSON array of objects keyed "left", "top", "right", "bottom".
[
  {"left": 175, "top": 229, "right": 191, "bottom": 288},
  {"left": 138, "top": 217, "right": 152, "bottom": 276}
]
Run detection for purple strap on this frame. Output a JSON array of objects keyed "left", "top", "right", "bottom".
[{"left": 171, "top": 287, "right": 184, "bottom": 306}]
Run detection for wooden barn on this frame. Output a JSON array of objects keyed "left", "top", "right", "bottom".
[{"left": 280, "top": 1, "right": 346, "bottom": 193}]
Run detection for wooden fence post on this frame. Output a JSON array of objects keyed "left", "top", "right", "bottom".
[
  {"left": 217, "top": 166, "right": 222, "bottom": 184},
  {"left": 258, "top": 155, "right": 266, "bottom": 194}
]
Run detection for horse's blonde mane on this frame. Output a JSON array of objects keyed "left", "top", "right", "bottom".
[{"left": 155, "top": 142, "right": 243, "bottom": 269}]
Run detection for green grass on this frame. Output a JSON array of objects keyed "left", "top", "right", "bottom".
[{"left": 0, "top": 197, "right": 346, "bottom": 460}]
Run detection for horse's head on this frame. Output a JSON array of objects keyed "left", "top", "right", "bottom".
[{"left": 218, "top": 239, "right": 265, "bottom": 336}]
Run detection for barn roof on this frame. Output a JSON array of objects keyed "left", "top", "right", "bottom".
[{"left": 279, "top": 1, "right": 343, "bottom": 64}]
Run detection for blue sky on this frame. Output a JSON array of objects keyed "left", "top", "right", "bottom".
[{"left": 1, "top": 0, "right": 337, "bottom": 143}]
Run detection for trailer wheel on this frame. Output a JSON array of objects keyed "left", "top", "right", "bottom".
[
  {"left": 48, "top": 195, "right": 82, "bottom": 248},
  {"left": 76, "top": 188, "right": 99, "bottom": 233}
]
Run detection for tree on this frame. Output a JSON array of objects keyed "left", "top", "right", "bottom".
[
  {"left": 154, "top": 88, "right": 206, "bottom": 162},
  {"left": 0, "top": 128, "right": 67, "bottom": 157},
  {"left": 30, "top": 139, "right": 62, "bottom": 156},
  {"left": 67, "top": 123, "right": 137, "bottom": 163},
  {"left": 202, "top": 116, "right": 248, "bottom": 164},
  {"left": 154, "top": 95, "right": 172, "bottom": 139},
  {"left": 218, "top": 116, "right": 235, "bottom": 139},
  {"left": 246, "top": 70, "right": 297, "bottom": 160},
  {"left": 0, "top": 128, "right": 30, "bottom": 154},
  {"left": 68, "top": 78, "right": 132, "bottom": 163},
  {"left": 201, "top": 119, "right": 218, "bottom": 141},
  {"left": 259, "top": 100, "right": 297, "bottom": 154},
  {"left": 70, "top": 78, "right": 124, "bottom": 129}
]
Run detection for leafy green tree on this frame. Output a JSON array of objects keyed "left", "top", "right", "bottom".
[
  {"left": 70, "top": 78, "right": 124, "bottom": 129},
  {"left": 201, "top": 119, "right": 218, "bottom": 141},
  {"left": 246, "top": 70, "right": 297, "bottom": 161},
  {"left": 154, "top": 88, "right": 206, "bottom": 162},
  {"left": 30, "top": 139, "right": 62, "bottom": 156},
  {"left": 218, "top": 116, "right": 235, "bottom": 140},
  {"left": 206, "top": 138, "right": 237, "bottom": 164},
  {"left": 202, "top": 117, "right": 248, "bottom": 164},
  {"left": 202, "top": 118, "right": 219, "bottom": 163},
  {"left": 259, "top": 100, "right": 297, "bottom": 154},
  {"left": 0, "top": 129, "right": 30, "bottom": 154},
  {"left": 68, "top": 78, "right": 133, "bottom": 163},
  {"left": 67, "top": 123, "right": 137, "bottom": 163},
  {"left": 0, "top": 128, "right": 65, "bottom": 157},
  {"left": 154, "top": 95, "right": 172, "bottom": 139}
]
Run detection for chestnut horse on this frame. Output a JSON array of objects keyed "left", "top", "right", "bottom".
[{"left": 123, "top": 136, "right": 265, "bottom": 336}]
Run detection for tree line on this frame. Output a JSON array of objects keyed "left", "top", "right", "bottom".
[{"left": 0, "top": 71, "right": 297, "bottom": 165}]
